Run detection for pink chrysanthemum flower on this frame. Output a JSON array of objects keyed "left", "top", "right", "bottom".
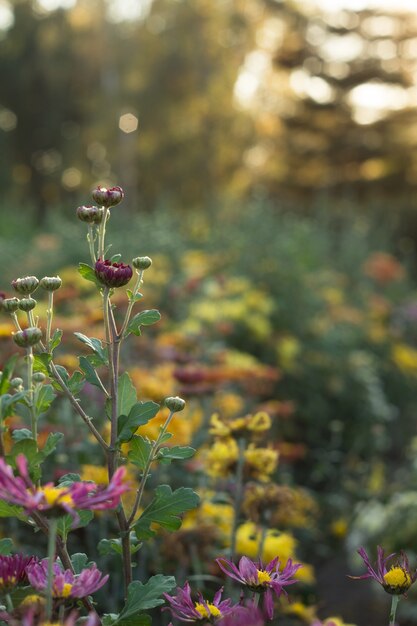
[
  {"left": 352, "top": 546, "right": 417, "bottom": 596},
  {"left": 216, "top": 556, "right": 302, "bottom": 620},
  {"left": 27, "top": 559, "right": 108, "bottom": 599},
  {"left": 0, "top": 454, "right": 129, "bottom": 523},
  {"left": 164, "top": 582, "right": 234, "bottom": 623},
  {"left": 0, "top": 554, "right": 34, "bottom": 593}
]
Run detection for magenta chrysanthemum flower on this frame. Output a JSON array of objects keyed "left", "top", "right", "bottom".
[
  {"left": 351, "top": 546, "right": 417, "bottom": 595},
  {"left": 217, "top": 606, "right": 264, "bottom": 626},
  {"left": 164, "top": 582, "right": 234, "bottom": 623},
  {"left": 95, "top": 258, "right": 133, "bottom": 288},
  {"left": 0, "top": 454, "right": 129, "bottom": 523},
  {"left": 27, "top": 559, "right": 108, "bottom": 599},
  {"left": 0, "top": 554, "right": 34, "bottom": 593},
  {"left": 216, "top": 556, "right": 302, "bottom": 620}
]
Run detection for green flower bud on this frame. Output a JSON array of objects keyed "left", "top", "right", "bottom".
[
  {"left": 164, "top": 396, "right": 186, "bottom": 412},
  {"left": 11, "top": 276, "right": 39, "bottom": 295},
  {"left": 132, "top": 256, "right": 152, "bottom": 270},
  {"left": 13, "top": 327, "right": 42, "bottom": 348},
  {"left": 76, "top": 205, "right": 103, "bottom": 224},
  {"left": 10, "top": 377, "right": 23, "bottom": 388},
  {"left": 18, "top": 298, "right": 37, "bottom": 312},
  {"left": 2, "top": 298, "right": 20, "bottom": 312},
  {"left": 40, "top": 276, "right": 62, "bottom": 292},
  {"left": 32, "top": 372, "right": 46, "bottom": 383}
]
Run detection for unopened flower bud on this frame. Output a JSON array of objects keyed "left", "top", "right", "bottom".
[
  {"left": 2, "top": 298, "right": 20, "bottom": 312},
  {"left": 32, "top": 372, "right": 46, "bottom": 383},
  {"left": 18, "top": 298, "right": 37, "bottom": 312},
  {"left": 13, "top": 327, "right": 42, "bottom": 348},
  {"left": 40, "top": 276, "right": 62, "bottom": 292},
  {"left": 95, "top": 258, "right": 132, "bottom": 288},
  {"left": 0, "top": 292, "right": 6, "bottom": 308},
  {"left": 92, "top": 186, "right": 124, "bottom": 208},
  {"left": 164, "top": 396, "right": 186, "bottom": 412},
  {"left": 132, "top": 256, "right": 152, "bottom": 270},
  {"left": 11, "top": 276, "right": 39, "bottom": 295},
  {"left": 76, "top": 205, "right": 103, "bottom": 224},
  {"left": 10, "top": 377, "right": 23, "bottom": 388}
]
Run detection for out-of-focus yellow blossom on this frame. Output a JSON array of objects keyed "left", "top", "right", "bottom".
[
  {"left": 367, "top": 461, "right": 385, "bottom": 494},
  {"left": 277, "top": 336, "right": 301, "bottom": 371},
  {"left": 285, "top": 601, "right": 317, "bottom": 622},
  {"left": 367, "top": 323, "right": 387, "bottom": 343},
  {"left": 321, "top": 287, "right": 345, "bottom": 306},
  {"left": 181, "top": 250, "right": 211, "bottom": 278},
  {"left": 392, "top": 343, "right": 417, "bottom": 375},
  {"left": 330, "top": 518, "right": 348, "bottom": 539},
  {"left": 213, "top": 392, "right": 244, "bottom": 418},
  {"left": 244, "top": 444, "right": 278, "bottom": 482},
  {"left": 130, "top": 364, "right": 176, "bottom": 401},
  {"left": 135, "top": 407, "right": 194, "bottom": 446},
  {"left": 0, "top": 322, "right": 14, "bottom": 338},
  {"left": 235, "top": 523, "right": 297, "bottom": 564},
  {"left": 295, "top": 563, "right": 315, "bottom": 584},
  {"left": 181, "top": 499, "right": 234, "bottom": 546},
  {"left": 56, "top": 354, "right": 79, "bottom": 370},
  {"left": 206, "top": 438, "right": 239, "bottom": 478},
  {"left": 80, "top": 463, "right": 140, "bottom": 517},
  {"left": 209, "top": 412, "right": 271, "bottom": 438},
  {"left": 320, "top": 618, "right": 356, "bottom": 626}
]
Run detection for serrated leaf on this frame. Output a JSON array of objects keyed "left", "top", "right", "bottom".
[
  {"left": 117, "top": 576, "right": 176, "bottom": 622},
  {"left": 117, "top": 401, "right": 159, "bottom": 444},
  {"left": 35, "top": 384, "right": 56, "bottom": 414},
  {"left": 73, "top": 333, "right": 108, "bottom": 364},
  {"left": 134, "top": 486, "right": 199, "bottom": 540},
  {"left": 51, "top": 365, "right": 70, "bottom": 392},
  {"left": 68, "top": 370, "right": 85, "bottom": 395},
  {"left": 78, "top": 263, "right": 101, "bottom": 288},
  {"left": 79, "top": 356, "right": 103, "bottom": 390},
  {"left": 40, "top": 432, "right": 64, "bottom": 459},
  {"left": 71, "top": 553, "right": 93, "bottom": 574},
  {"left": 116, "top": 372, "right": 137, "bottom": 418},
  {"left": 0, "top": 538, "right": 13, "bottom": 555},
  {"left": 98, "top": 537, "right": 141, "bottom": 558},
  {"left": 7, "top": 439, "right": 42, "bottom": 481},
  {"left": 0, "top": 392, "right": 26, "bottom": 420},
  {"left": 11, "top": 428, "right": 32, "bottom": 442},
  {"left": 0, "top": 501, "right": 25, "bottom": 519},
  {"left": 103, "top": 615, "right": 151, "bottom": 626},
  {"left": 128, "top": 436, "right": 153, "bottom": 471},
  {"left": 126, "top": 310, "right": 161, "bottom": 337},
  {"left": 33, "top": 353, "right": 51, "bottom": 376},
  {"left": 50, "top": 329, "right": 63, "bottom": 352},
  {"left": 58, "top": 473, "right": 81, "bottom": 487},
  {"left": 157, "top": 446, "right": 196, "bottom": 464},
  {"left": 126, "top": 290, "right": 143, "bottom": 303},
  {"left": 57, "top": 509, "right": 94, "bottom": 540}
]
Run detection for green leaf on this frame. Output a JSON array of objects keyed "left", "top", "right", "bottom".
[
  {"left": 103, "top": 615, "right": 151, "bottom": 626},
  {"left": 79, "top": 356, "right": 104, "bottom": 391},
  {"left": 0, "top": 355, "right": 18, "bottom": 394},
  {"left": 126, "top": 310, "right": 161, "bottom": 337},
  {"left": 11, "top": 429, "right": 32, "bottom": 442},
  {"left": 110, "top": 254, "right": 122, "bottom": 263},
  {"left": 58, "top": 473, "right": 81, "bottom": 487},
  {"left": 50, "top": 329, "right": 63, "bottom": 352},
  {"left": 117, "top": 576, "right": 176, "bottom": 622},
  {"left": 73, "top": 333, "right": 108, "bottom": 364},
  {"left": 35, "top": 384, "right": 56, "bottom": 414},
  {"left": 33, "top": 353, "right": 51, "bottom": 375},
  {"left": 128, "top": 436, "right": 152, "bottom": 471},
  {"left": 50, "top": 365, "right": 70, "bottom": 392},
  {"left": 0, "top": 392, "right": 26, "bottom": 420},
  {"left": 117, "top": 401, "right": 160, "bottom": 443},
  {"left": 157, "top": 446, "right": 196, "bottom": 464},
  {"left": 78, "top": 262, "right": 101, "bottom": 288},
  {"left": 68, "top": 370, "right": 85, "bottom": 395},
  {"left": 40, "top": 432, "right": 64, "bottom": 459},
  {"left": 57, "top": 510, "right": 94, "bottom": 540},
  {"left": 7, "top": 439, "right": 42, "bottom": 480},
  {"left": 0, "top": 538, "right": 13, "bottom": 555},
  {"left": 117, "top": 372, "right": 137, "bottom": 418},
  {"left": 98, "top": 537, "right": 141, "bottom": 558},
  {"left": 71, "top": 553, "right": 94, "bottom": 574},
  {"left": 0, "top": 501, "right": 25, "bottom": 519},
  {"left": 126, "top": 290, "right": 143, "bottom": 303},
  {"left": 134, "top": 486, "right": 200, "bottom": 540}
]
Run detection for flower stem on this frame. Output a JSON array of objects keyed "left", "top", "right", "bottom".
[
  {"left": 389, "top": 595, "right": 400, "bottom": 626},
  {"left": 45, "top": 291, "right": 54, "bottom": 349},
  {"left": 119, "top": 269, "right": 144, "bottom": 339},
  {"left": 45, "top": 518, "right": 58, "bottom": 622},
  {"left": 87, "top": 225, "right": 97, "bottom": 264},
  {"left": 229, "top": 437, "right": 246, "bottom": 563},
  {"left": 252, "top": 592, "right": 260, "bottom": 608},
  {"left": 97, "top": 208, "right": 109, "bottom": 259},
  {"left": 4, "top": 594, "right": 13, "bottom": 613},
  {"left": 26, "top": 347, "right": 37, "bottom": 441}
]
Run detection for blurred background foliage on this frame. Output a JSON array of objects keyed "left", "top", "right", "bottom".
[{"left": 3, "top": 0, "right": 417, "bottom": 624}]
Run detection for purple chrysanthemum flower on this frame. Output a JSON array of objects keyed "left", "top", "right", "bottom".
[
  {"left": 0, "top": 554, "right": 34, "bottom": 593},
  {"left": 164, "top": 582, "right": 234, "bottom": 623},
  {"left": 217, "top": 605, "right": 264, "bottom": 626},
  {"left": 351, "top": 546, "right": 417, "bottom": 595},
  {"left": 216, "top": 556, "right": 302, "bottom": 620},
  {"left": 0, "top": 454, "right": 129, "bottom": 523},
  {"left": 27, "top": 559, "right": 108, "bottom": 599},
  {"left": 95, "top": 258, "right": 133, "bottom": 288}
]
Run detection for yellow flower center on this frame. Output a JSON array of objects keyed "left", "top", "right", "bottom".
[
  {"left": 257, "top": 569, "right": 272, "bottom": 585},
  {"left": 54, "top": 582, "right": 73, "bottom": 598},
  {"left": 41, "top": 486, "right": 74, "bottom": 508},
  {"left": 383, "top": 567, "right": 411, "bottom": 590},
  {"left": 194, "top": 602, "right": 221, "bottom": 619},
  {"left": 20, "top": 594, "right": 45, "bottom": 606}
]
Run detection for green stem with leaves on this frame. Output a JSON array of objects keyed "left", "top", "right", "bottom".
[
  {"left": 119, "top": 269, "right": 144, "bottom": 339},
  {"left": 26, "top": 347, "right": 37, "bottom": 442},
  {"left": 389, "top": 595, "right": 400, "bottom": 626},
  {"left": 45, "top": 292, "right": 54, "bottom": 349}
]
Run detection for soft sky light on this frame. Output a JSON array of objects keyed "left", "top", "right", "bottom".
[{"left": 303, "top": 0, "right": 417, "bottom": 11}]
